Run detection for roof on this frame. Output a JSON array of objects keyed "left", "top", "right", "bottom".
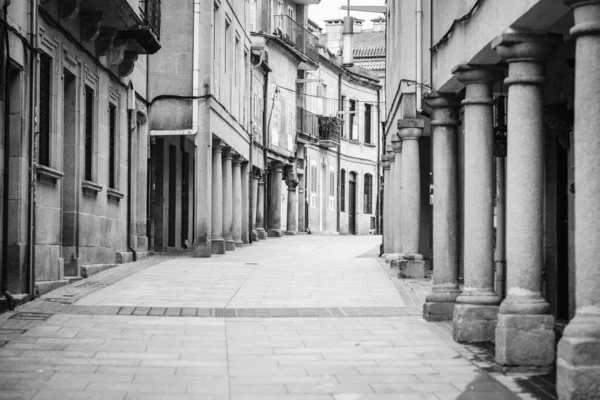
[
  {"left": 355, "top": 60, "right": 385, "bottom": 70},
  {"left": 353, "top": 29, "right": 385, "bottom": 60}
]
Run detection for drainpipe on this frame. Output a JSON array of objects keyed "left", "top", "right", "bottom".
[
  {"left": 126, "top": 106, "right": 137, "bottom": 261},
  {"left": 262, "top": 70, "right": 269, "bottom": 232},
  {"left": 376, "top": 88, "right": 381, "bottom": 235},
  {"left": 2, "top": 0, "right": 14, "bottom": 309},
  {"left": 415, "top": 0, "right": 423, "bottom": 113},
  {"left": 336, "top": 73, "right": 342, "bottom": 232},
  {"left": 248, "top": 50, "right": 265, "bottom": 244},
  {"left": 27, "top": 0, "right": 38, "bottom": 298}
]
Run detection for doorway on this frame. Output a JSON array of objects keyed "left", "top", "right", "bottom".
[{"left": 348, "top": 172, "right": 356, "bottom": 235}]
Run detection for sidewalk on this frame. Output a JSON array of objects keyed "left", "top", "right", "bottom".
[{"left": 0, "top": 235, "right": 555, "bottom": 400}]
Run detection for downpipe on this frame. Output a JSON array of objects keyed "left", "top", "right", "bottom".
[{"left": 127, "top": 109, "right": 137, "bottom": 261}]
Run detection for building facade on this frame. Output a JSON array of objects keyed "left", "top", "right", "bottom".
[
  {"left": 1, "top": 0, "right": 160, "bottom": 310},
  {"left": 383, "top": 0, "right": 598, "bottom": 398}
]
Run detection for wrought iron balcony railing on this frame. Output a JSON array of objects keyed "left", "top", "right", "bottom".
[
  {"left": 297, "top": 107, "right": 319, "bottom": 142},
  {"left": 139, "top": 0, "right": 161, "bottom": 40},
  {"left": 318, "top": 116, "right": 342, "bottom": 148},
  {"left": 273, "top": 15, "right": 319, "bottom": 64}
]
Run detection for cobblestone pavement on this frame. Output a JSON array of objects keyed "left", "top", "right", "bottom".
[{"left": 0, "top": 235, "right": 555, "bottom": 400}]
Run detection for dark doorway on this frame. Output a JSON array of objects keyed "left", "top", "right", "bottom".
[
  {"left": 556, "top": 137, "right": 570, "bottom": 320},
  {"left": 348, "top": 172, "right": 356, "bottom": 235},
  {"left": 168, "top": 145, "right": 177, "bottom": 247},
  {"left": 181, "top": 150, "right": 189, "bottom": 248}
]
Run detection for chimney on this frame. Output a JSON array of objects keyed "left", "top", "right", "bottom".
[
  {"left": 371, "top": 17, "right": 386, "bottom": 32},
  {"left": 353, "top": 18, "right": 364, "bottom": 33},
  {"left": 324, "top": 18, "right": 344, "bottom": 56}
]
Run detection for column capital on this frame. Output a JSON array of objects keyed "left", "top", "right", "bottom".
[
  {"left": 397, "top": 118, "right": 424, "bottom": 141},
  {"left": 232, "top": 152, "right": 243, "bottom": 165},
  {"left": 382, "top": 154, "right": 391, "bottom": 170},
  {"left": 213, "top": 139, "right": 227, "bottom": 153},
  {"left": 285, "top": 179, "right": 299, "bottom": 189},
  {"left": 423, "top": 92, "right": 462, "bottom": 127},
  {"left": 222, "top": 148, "right": 234, "bottom": 160},
  {"left": 252, "top": 168, "right": 262, "bottom": 179},
  {"left": 566, "top": 0, "right": 600, "bottom": 38},
  {"left": 270, "top": 162, "right": 284, "bottom": 172},
  {"left": 492, "top": 31, "right": 561, "bottom": 63},
  {"left": 452, "top": 64, "right": 504, "bottom": 86},
  {"left": 385, "top": 144, "right": 395, "bottom": 161},
  {"left": 391, "top": 135, "right": 403, "bottom": 152}
]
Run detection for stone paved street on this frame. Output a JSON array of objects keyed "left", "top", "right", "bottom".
[{"left": 0, "top": 236, "right": 554, "bottom": 399}]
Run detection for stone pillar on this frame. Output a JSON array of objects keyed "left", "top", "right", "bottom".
[
  {"left": 451, "top": 64, "right": 503, "bottom": 343},
  {"left": 381, "top": 154, "right": 391, "bottom": 255},
  {"left": 422, "top": 92, "right": 462, "bottom": 321},
  {"left": 396, "top": 119, "right": 426, "bottom": 279},
  {"left": 558, "top": 2, "right": 600, "bottom": 397},
  {"left": 391, "top": 135, "right": 403, "bottom": 256},
  {"left": 210, "top": 141, "right": 226, "bottom": 254},
  {"left": 384, "top": 146, "right": 397, "bottom": 264},
  {"left": 251, "top": 169, "right": 260, "bottom": 241},
  {"left": 256, "top": 172, "right": 267, "bottom": 239},
  {"left": 232, "top": 155, "right": 243, "bottom": 247},
  {"left": 222, "top": 149, "right": 235, "bottom": 251},
  {"left": 285, "top": 178, "right": 299, "bottom": 235},
  {"left": 492, "top": 31, "right": 560, "bottom": 370},
  {"left": 298, "top": 172, "right": 306, "bottom": 233},
  {"left": 268, "top": 163, "right": 284, "bottom": 237},
  {"left": 241, "top": 162, "right": 250, "bottom": 244}
]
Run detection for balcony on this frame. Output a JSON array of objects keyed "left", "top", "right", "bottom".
[
  {"left": 296, "top": 107, "right": 319, "bottom": 144},
  {"left": 318, "top": 116, "right": 342, "bottom": 148},
  {"left": 41, "top": 0, "right": 161, "bottom": 76},
  {"left": 273, "top": 15, "right": 320, "bottom": 66}
]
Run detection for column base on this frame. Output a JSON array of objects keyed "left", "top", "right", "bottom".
[
  {"left": 495, "top": 313, "right": 555, "bottom": 371},
  {"left": 225, "top": 240, "right": 236, "bottom": 251},
  {"left": 250, "top": 230, "right": 259, "bottom": 241},
  {"left": 397, "top": 260, "right": 425, "bottom": 279},
  {"left": 557, "top": 313, "right": 600, "bottom": 400},
  {"left": 423, "top": 291, "right": 460, "bottom": 321},
  {"left": 384, "top": 253, "right": 402, "bottom": 264},
  {"left": 284, "top": 230, "right": 298, "bottom": 235},
  {"left": 194, "top": 244, "right": 212, "bottom": 257},
  {"left": 267, "top": 229, "right": 283, "bottom": 237},
  {"left": 453, "top": 303, "right": 499, "bottom": 343},
  {"left": 256, "top": 228, "right": 267, "bottom": 240},
  {"left": 211, "top": 239, "right": 226, "bottom": 255},
  {"left": 234, "top": 240, "right": 245, "bottom": 248}
]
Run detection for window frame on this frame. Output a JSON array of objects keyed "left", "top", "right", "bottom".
[
  {"left": 349, "top": 98, "right": 357, "bottom": 140},
  {"left": 340, "top": 169, "right": 346, "bottom": 212},
  {"left": 38, "top": 52, "right": 52, "bottom": 167},
  {"left": 364, "top": 173, "right": 373, "bottom": 214},
  {"left": 310, "top": 160, "right": 318, "bottom": 208},
  {"left": 364, "top": 103, "right": 372, "bottom": 144},
  {"left": 108, "top": 102, "right": 118, "bottom": 189},
  {"left": 84, "top": 85, "right": 95, "bottom": 182}
]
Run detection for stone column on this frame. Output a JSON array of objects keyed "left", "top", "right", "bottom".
[
  {"left": 211, "top": 141, "right": 226, "bottom": 254},
  {"left": 285, "top": 178, "right": 299, "bottom": 235},
  {"left": 558, "top": 2, "right": 600, "bottom": 397},
  {"left": 241, "top": 161, "right": 250, "bottom": 244},
  {"left": 251, "top": 169, "right": 260, "bottom": 241},
  {"left": 297, "top": 172, "right": 306, "bottom": 233},
  {"left": 268, "top": 163, "right": 284, "bottom": 237},
  {"left": 384, "top": 146, "right": 397, "bottom": 264},
  {"left": 381, "top": 154, "right": 391, "bottom": 255},
  {"left": 492, "top": 32, "right": 560, "bottom": 369},
  {"left": 451, "top": 64, "right": 503, "bottom": 343},
  {"left": 391, "top": 135, "right": 404, "bottom": 256},
  {"left": 396, "top": 119, "right": 425, "bottom": 278},
  {"left": 256, "top": 172, "right": 267, "bottom": 240},
  {"left": 422, "top": 92, "right": 462, "bottom": 321},
  {"left": 222, "top": 149, "right": 235, "bottom": 251},
  {"left": 232, "top": 155, "right": 243, "bottom": 247}
]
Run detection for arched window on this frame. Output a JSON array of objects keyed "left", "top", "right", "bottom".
[
  {"left": 364, "top": 173, "right": 373, "bottom": 214},
  {"left": 340, "top": 169, "right": 346, "bottom": 212},
  {"left": 310, "top": 160, "right": 318, "bottom": 208}
]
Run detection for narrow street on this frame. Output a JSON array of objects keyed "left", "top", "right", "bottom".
[{"left": 0, "top": 236, "right": 548, "bottom": 400}]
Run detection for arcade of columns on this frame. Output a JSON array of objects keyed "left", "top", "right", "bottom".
[
  {"left": 383, "top": 8, "right": 600, "bottom": 394},
  {"left": 210, "top": 140, "right": 299, "bottom": 255}
]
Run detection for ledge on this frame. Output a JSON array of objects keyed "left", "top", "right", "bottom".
[
  {"left": 349, "top": 139, "right": 361, "bottom": 145},
  {"left": 106, "top": 188, "right": 125, "bottom": 202},
  {"left": 36, "top": 165, "right": 63, "bottom": 184},
  {"left": 81, "top": 180, "right": 102, "bottom": 196},
  {"left": 364, "top": 142, "right": 376, "bottom": 148}
]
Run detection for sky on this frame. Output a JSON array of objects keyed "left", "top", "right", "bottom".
[{"left": 308, "top": 0, "right": 386, "bottom": 30}]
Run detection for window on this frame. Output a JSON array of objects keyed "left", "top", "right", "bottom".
[
  {"left": 329, "top": 168, "right": 335, "bottom": 210},
  {"left": 341, "top": 95, "right": 346, "bottom": 137},
  {"left": 235, "top": 34, "right": 241, "bottom": 87},
  {"left": 108, "top": 103, "right": 117, "bottom": 188},
  {"left": 340, "top": 169, "right": 346, "bottom": 212},
  {"left": 39, "top": 53, "right": 51, "bottom": 167},
  {"left": 364, "top": 173, "right": 373, "bottom": 214},
  {"left": 250, "top": 0, "right": 257, "bottom": 31},
  {"left": 225, "top": 18, "right": 231, "bottom": 74},
  {"left": 213, "top": 4, "right": 220, "bottom": 61},
  {"left": 287, "top": 92, "right": 293, "bottom": 150},
  {"left": 349, "top": 99, "right": 357, "bottom": 140},
  {"left": 364, "top": 103, "right": 372, "bottom": 144},
  {"left": 310, "top": 160, "right": 318, "bottom": 208},
  {"left": 84, "top": 86, "right": 94, "bottom": 181}
]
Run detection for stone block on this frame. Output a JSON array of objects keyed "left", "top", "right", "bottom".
[
  {"left": 495, "top": 314, "right": 555, "bottom": 368},
  {"left": 267, "top": 229, "right": 283, "bottom": 238},
  {"left": 225, "top": 240, "right": 236, "bottom": 251},
  {"left": 116, "top": 252, "right": 134, "bottom": 264},
  {"left": 256, "top": 229, "right": 267, "bottom": 240},
  {"left": 35, "top": 280, "right": 70, "bottom": 296},
  {"left": 284, "top": 231, "right": 298, "bottom": 235},
  {"left": 80, "top": 264, "right": 117, "bottom": 278},
  {"left": 558, "top": 347, "right": 600, "bottom": 400},
  {"left": 423, "top": 301, "right": 456, "bottom": 322},
  {"left": 211, "top": 240, "right": 226, "bottom": 254},
  {"left": 453, "top": 303, "right": 499, "bottom": 343},
  {"left": 397, "top": 260, "right": 425, "bottom": 279},
  {"left": 384, "top": 253, "right": 400, "bottom": 264}
]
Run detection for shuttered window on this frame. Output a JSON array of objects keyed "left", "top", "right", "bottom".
[
  {"left": 39, "top": 54, "right": 51, "bottom": 167},
  {"left": 340, "top": 169, "right": 346, "bottom": 212},
  {"left": 364, "top": 173, "right": 373, "bottom": 214},
  {"left": 108, "top": 104, "right": 117, "bottom": 188},
  {"left": 84, "top": 86, "right": 94, "bottom": 181}
]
